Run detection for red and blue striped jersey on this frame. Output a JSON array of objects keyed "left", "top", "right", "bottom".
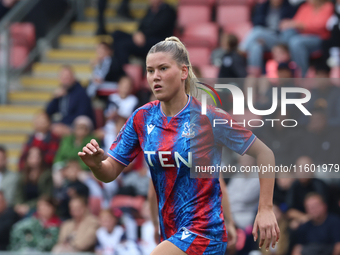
[{"left": 108, "top": 95, "right": 256, "bottom": 242}]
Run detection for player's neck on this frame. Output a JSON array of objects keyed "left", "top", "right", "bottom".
[{"left": 161, "top": 92, "right": 188, "bottom": 117}]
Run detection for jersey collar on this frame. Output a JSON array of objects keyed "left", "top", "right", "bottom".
[{"left": 159, "top": 95, "right": 191, "bottom": 118}]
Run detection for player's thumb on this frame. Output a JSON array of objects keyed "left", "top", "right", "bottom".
[
  {"left": 97, "top": 148, "right": 105, "bottom": 157},
  {"left": 252, "top": 222, "right": 259, "bottom": 242}
]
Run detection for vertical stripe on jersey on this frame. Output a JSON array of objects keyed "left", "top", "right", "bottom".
[{"left": 158, "top": 116, "right": 181, "bottom": 239}]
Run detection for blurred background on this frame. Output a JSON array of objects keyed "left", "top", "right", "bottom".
[{"left": 0, "top": 0, "right": 340, "bottom": 254}]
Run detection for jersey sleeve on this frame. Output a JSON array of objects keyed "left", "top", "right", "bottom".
[
  {"left": 208, "top": 106, "right": 256, "bottom": 155},
  {"left": 107, "top": 110, "right": 141, "bottom": 166}
]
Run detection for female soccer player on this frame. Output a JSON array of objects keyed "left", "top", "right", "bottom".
[{"left": 79, "top": 37, "right": 280, "bottom": 255}]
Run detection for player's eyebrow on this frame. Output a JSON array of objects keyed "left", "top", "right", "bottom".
[{"left": 146, "top": 63, "right": 169, "bottom": 69}]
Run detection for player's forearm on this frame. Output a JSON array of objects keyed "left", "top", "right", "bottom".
[
  {"left": 256, "top": 148, "right": 275, "bottom": 209},
  {"left": 90, "top": 158, "right": 119, "bottom": 183},
  {"left": 247, "top": 139, "right": 275, "bottom": 209}
]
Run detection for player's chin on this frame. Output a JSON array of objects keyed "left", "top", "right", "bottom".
[{"left": 153, "top": 91, "right": 169, "bottom": 102}]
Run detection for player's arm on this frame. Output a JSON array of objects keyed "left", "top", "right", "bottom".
[
  {"left": 78, "top": 139, "right": 125, "bottom": 183},
  {"left": 246, "top": 138, "right": 280, "bottom": 250}
]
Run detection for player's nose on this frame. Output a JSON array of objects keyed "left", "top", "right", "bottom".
[{"left": 153, "top": 69, "right": 161, "bottom": 80}]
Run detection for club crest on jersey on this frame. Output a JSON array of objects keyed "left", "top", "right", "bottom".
[{"left": 182, "top": 122, "right": 195, "bottom": 138}]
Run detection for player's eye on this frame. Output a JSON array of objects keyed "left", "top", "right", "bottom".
[
  {"left": 161, "top": 67, "right": 167, "bottom": 71},
  {"left": 147, "top": 69, "right": 154, "bottom": 73}
]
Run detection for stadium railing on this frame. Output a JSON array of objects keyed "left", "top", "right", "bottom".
[{"left": 0, "top": 0, "right": 88, "bottom": 105}]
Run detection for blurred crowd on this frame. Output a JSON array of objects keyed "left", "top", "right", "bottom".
[{"left": 1, "top": 0, "right": 340, "bottom": 254}]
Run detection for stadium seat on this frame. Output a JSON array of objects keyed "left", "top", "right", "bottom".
[
  {"left": 217, "top": 5, "right": 250, "bottom": 27},
  {"left": 182, "top": 23, "right": 219, "bottom": 49},
  {"left": 187, "top": 46, "right": 211, "bottom": 66},
  {"left": 217, "top": 0, "right": 252, "bottom": 5},
  {"left": 10, "top": 45, "right": 29, "bottom": 68},
  {"left": 331, "top": 66, "right": 340, "bottom": 79},
  {"left": 200, "top": 65, "right": 220, "bottom": 78},
  {"left": 89, "top": 197, "right": 102, "bottom": 216},
  {"left": 10, "top": 22, "right": 36, "bottom": 49},
  {"left": 123, "top": 64, "right": 143, "bottom": 91},
  {"left": 223, "top": 22, "right": 252, "bottom": 42},
  {"left": 177, "top": 5, "right": 212, "bottom": 28},
  {"left": 179, "top": 0, "right": 215, "bottom": 6}
]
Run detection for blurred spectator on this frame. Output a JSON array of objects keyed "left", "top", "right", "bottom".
[
  {"left": 261, "top": 204, "right": 289, "bottom": 255},
  {"left": 18, "top": 112, "right": 60, "bottom": 171},
  {"left": 218, "top": 34, "right": 247, "bottom": 78},
  {"left": 96, "top": 0, "right": 131, "bottom": 35},
  {"left": 286, "top": 156, "right": 329, "bottom": 229},
  {"left": 121, "top": 166, "right": 150, "bottom": 197},
  {"left": 292, "top": 193, "right": 340, "bottom": 255},
  {"left": 227, "top": 155, "right": 260, "bottom": 254},
  {"left": 240, "top": 0, "right": 296, "bottom": 76},
  {"left": 280, "top": 0, "right": 334, "bottom": 77},
  {"left": 95, "top": 76, "right": 138, "bottom": 153},
  {"left": 322, "top": 0, "right": 340, "bottom": 67},
  {"left": 95, "top": 209, "right": 125, "bottom": 255},
  {"left": 14, "top": 147, "right": 53, "bottom": 217},
  {"left": 288, "top": 0, "right": 306, "bottom": 6},
  {"left": 273, "top": 173, "right": 295, "bottom": 211},
  {"left": 227, "top": 155, "right": 260, "bottom": 230},
  {"left": 0, "top": 145, "right": 19, "bottom": 206},
  {"left": 52, "top": 196, "right": 99, "bottom": 253},
  {"left": 301, "top": 63, "right": 340, "bottom": 126},
  {"left": 211, "top": 32, "right": 229, "bottom": 67},
  {"left": 46, "top": 66, "right": 95, "bottom": 137},
  {"left": 139, "top": 201, "right": 157, "bottom": 255},
  {"left": 265, "top": 43, "right": 298, "bottom": 78},
  {"left": 54, "top": 160, "right": 90, "bottom": 220},
  {"left": 53, "top": 115, "right": 96, "bottom": 173},
  {"left": 9, "top": 196, "right": 61, "bottom": 251},
  {"left": 111, "top": 0, "right": 176, "bottom": 69},
  {"left": 294, "top": 110, "right": 340, "bottom": 165},
  {"left": 87, "top": 42, "right": 126, "bottom": 98},
  {"left": 256, "top": 63, "right": 300, "bottom": 114},
  {"left": 0, "top": 191, "right": 20, "bottom": 251},
  {"left": 256, "top": 109, "right": 298, "bottom": 166}
]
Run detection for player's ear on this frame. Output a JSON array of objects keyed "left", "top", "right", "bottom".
[{"left": 181, "top": 65, "right": 189, "bottom": 81}]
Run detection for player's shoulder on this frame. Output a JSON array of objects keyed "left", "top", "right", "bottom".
[
  {"left": 189, "top": 96, "right": 231, "bottom": 118},
  {"left": 129, "top": 100, "right": 160, "bottom": 120},
  {"left": 207, "top": 105, "right": 230, "bottom": 116},
  {"left": 138, "top": 100, "right": 160, "bottom": 110}
]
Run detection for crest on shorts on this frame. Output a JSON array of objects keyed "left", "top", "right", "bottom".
[{"left": 182, "top": 122, "right": 195, "bottom": 138}]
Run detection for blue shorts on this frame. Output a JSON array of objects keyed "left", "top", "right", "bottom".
[{"left": 167, "top": 227, "right": 227, "bottom": 255}]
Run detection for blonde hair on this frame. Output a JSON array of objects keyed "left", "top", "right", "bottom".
[{"left": 147, "top": 36, "right": 198, "bottom": 95}]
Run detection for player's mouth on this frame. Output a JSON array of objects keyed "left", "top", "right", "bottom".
[{"left": 154, "top": 84, "right": 162, "bottom": 91}]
